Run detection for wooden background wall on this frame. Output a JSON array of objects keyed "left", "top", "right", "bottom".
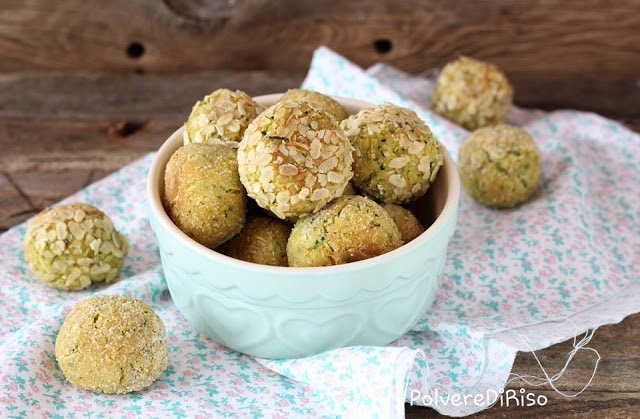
[
  {"left": 1, "top": 0, "right": 639, "bottom": 112},
  {"left": 1, "top": 0, "right": 638, "bottom": 78},
  {"left": 1, "top": 0, "right": 640, "bottom": 229},
  {"left": 1, "top": 0, "right": 639, "bottom": 115}
]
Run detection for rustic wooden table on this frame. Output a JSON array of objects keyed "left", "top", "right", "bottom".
[{"left": 1, "top": 0, "right": 639, "bottom": 417}]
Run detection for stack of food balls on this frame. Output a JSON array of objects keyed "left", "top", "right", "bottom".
[
  {"left": 431, "top": 56, "right": 542, "bottom": 208},
  {"left": 164, "top": 88, "right": 445, "bottom": 267}
]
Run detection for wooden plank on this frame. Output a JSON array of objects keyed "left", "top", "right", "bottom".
[
  {"left": 509, "top": 314, "right": 640, "bottom": 393},
  {"left": 0, "top": 73, "right": 638, "bottom": 124},
  {"left": 0, "top": 169, "right": 93, "bottom": 230},
  {"left": 511, "top": 78, "right": 640, "bottom": 122},
  {"left": 0, "top": 115, "right": 175, "bottom": 229},
  {"left": 0, "top": 118, "right": 177, "bottom": 173},
  {"left": 9, "top": 169, "right": 93, "bottom": 210},
  {"left": 0, "top": 0, "right": 638, "bottom": 79},
  {"left": 0, "top": 172, "right": 32, "bottom": 230},
  {"left": 0, "top": 72, "right": 304, "bottom": 120}
]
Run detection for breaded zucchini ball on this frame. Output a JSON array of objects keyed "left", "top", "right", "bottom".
[
  {"left": 238, "top": 101, "right": 353, "bottom": 219},
  {"left": 431, "top": 56, "right": 513, "bottom": 131},
  {"left": 341, "top": 104, "right": 443, "bottom": 204},
  {"left": 222, "top": 216, "right": 291, "bottom": 266},
  {"left": 458, "top": 124, "right": 542, "bottom": 208},
  {"left": 287, "top": 196, "right": 403, "bottom": 267},
  {"left": 184, "top": 88, "right": 264, "bottom": 146},
  {"left": 383, "top": 204, "right": 424, "bottom": 243},
  {"left": 279, "top": 89, "right": 349, "bottom": 122},
  {"left": 55, "top": 296, "right": 167, "bottom": 394},
  {"left": 23, "top": 203, "right": 129, "bottom": 291},
  {"left": 163, "top": 143, "right": 247, "bottom": 248}
]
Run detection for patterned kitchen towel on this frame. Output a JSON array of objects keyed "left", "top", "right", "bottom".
[{"left": 1, "top": 46, "right": 639, "bottom": 418}]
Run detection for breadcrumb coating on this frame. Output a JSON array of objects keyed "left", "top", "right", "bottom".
[
  {"left": 163, "top": 143, "right": 247, "bottom": 248},
  {"left": 222, "top": 216, "right": 291, "bottom": 266},
  {"left": 287, "top": 196, "right": 403, "bottom": 267},
  {"left": 383, "top": 204, "right": 424, "bottom": 242},
  {"left": 55, "top": 296, "right": 168, "bottom": 394}
]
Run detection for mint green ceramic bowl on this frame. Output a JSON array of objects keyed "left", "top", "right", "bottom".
[{"left": 147, "top": 94, "right": 460, "bottom": 359}]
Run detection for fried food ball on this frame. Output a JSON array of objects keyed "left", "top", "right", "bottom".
[
  {"left": 222, "top": 216, "right": 291, "bottom": 266},
  {"left": 287, "top": 196, "right": 403, "bottom": 267},
  {"left": 23, "top": 203, "right": 129, "bottom": 291},
  {"left": 341, "top": 103, "right": 443, "bottom": 204},
  {"left": 55, "top": 295, "right": 167, "bottom": 394},
  {"left": 238, "top": 101, "right": 353, "bottom": 219},
  {"left": 431, "top": 56, "right": 514, "bottom": 131},
  {"left": 458, "top": 124, "right": 542, "bottom": 208},
  {"left": 184, "top": 88, "right": 264, "bottom": 146},
  {"left": 279, "top": 89, "right": 349, "bottom": 122},
  {"left": 163, "top": 143, "right": 247, "bottom": 248},
  {"left": 383, "top": 204, "right": 424, "bottom": 243}
]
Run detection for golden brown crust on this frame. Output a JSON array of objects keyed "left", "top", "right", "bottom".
[
  {"left": 163, "top": 143, "right": 247, "bottom": 248},
  {"left": 382, "top": 204, "right": 424, "bottom": 243},
  {"left": 55, "top": 296, "right": 168, "bottom": 394},
  {"left": 222, "top": 216, "right": 291, "bottom": 266},
  {"left": 287, "top": 196, "right": 403, "bottom": 267}
]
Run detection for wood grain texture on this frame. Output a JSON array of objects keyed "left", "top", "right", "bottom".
[
  {"left": 0, "top": 72, "right": 638, "bottom": 122},
  {"left": 0, "top": 172, "right": 32, "bottom": 229},
  {"left": 509, "top": 317, "right": 640, "bottom": 394},
  {"left": 0, "top": 72, "right": 303, "bottom": 120},
  {"left": 0, "top": 71, "right": 301, "bottom": 227},
  {"left": 0, "top": 0, "right": 638, "bottom": 79},
  {"left": 0, "top": 116, "right": 175, "bottom": 229},
  {"left": 0, "top": 118, "right": 179, "bottom": 172}
]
